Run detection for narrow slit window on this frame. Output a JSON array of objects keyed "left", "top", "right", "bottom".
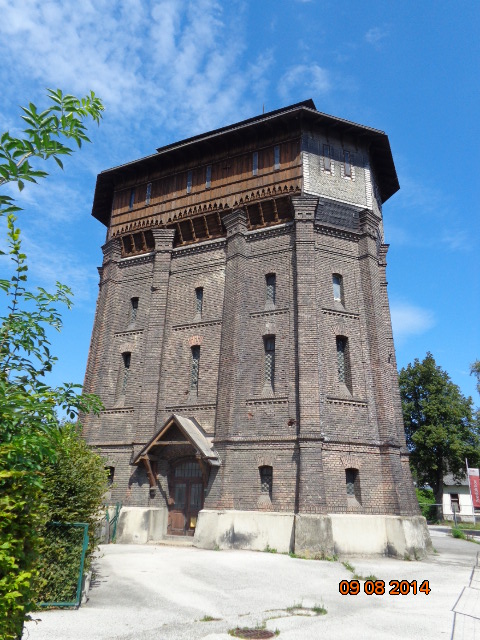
[
  {"left": 344, "top": 150, "right": 351, "bottom": 177},
  {"left": 195, "top": 287, "right": 204, "bottom": 315},
  {"left": 264, "top": 335, "right": 275, "bottom": 388},
  {"left": 187, "top": 170, "right": 192, "bottom": 194},
  {"left": 259, "top": 466, "right": 273, "bottom": 499},
  {"left": 346, "top": 468, "right": 357, "bottom": 496},
  {"left": 129, "top": 188, "right": 135, "bottom": 210},
  {"left": 323, "top": 144, "right": 331, "bottom": 172},
  {"left": 105, "top": 466, "right": 115, "bottom": 486},
  {"left": 274, "top": 145, "right": 280, "bottom": 170},
  {"left": 146, "top": 182, "right": 152, "bottom": 205},
  {"left": 121, "top": 352, "right": 131, "bottom": 394},
  {"left": 205, "top": 165, "right": 212, "bottom": 189},
  {"left": 336, "top": 336, "right": 348, "bottom": 385},
  {"left": 332, "top": 274, "right": 343, "bottom": 302},
  {"left": 190, "top": 346, "right": 200, "bottom": 391},
  {"left": 266, "top": 273, "right": 276, "bottom": 305},
  {"left": 130, "top": 297, "right": 139, "bottom": 322},
  {"left": 252, "top": 151, "right": 258, "bottom": 176}
]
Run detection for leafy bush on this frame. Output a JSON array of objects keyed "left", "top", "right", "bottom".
[
  {"left": 35, "top": 423, "right": 109, "bottom": 602},
  {"left": 416, "top": 488, "right": 437, "bottom": 522}
]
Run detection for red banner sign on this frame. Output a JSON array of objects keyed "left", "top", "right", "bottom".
[{"left": 468, "top": 469, "right": 480, "bottom": 508}]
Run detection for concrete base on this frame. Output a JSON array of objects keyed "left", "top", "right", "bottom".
[
  {"left": 195, "top": 509, "right": 432, "bottom": 558},
  {"left": 116, "top": 507, "right": 167, "bottom": 544},
  {"left": 194, "top": 509, "right": 295, "bottom": 552}
]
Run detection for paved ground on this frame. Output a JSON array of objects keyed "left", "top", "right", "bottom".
[{"left": 23, "top": 527, "right": 479, "bottom": 640}]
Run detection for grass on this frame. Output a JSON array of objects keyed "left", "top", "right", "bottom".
[
  {"left": 286, "top": 601, "right": 327, "bottom": 616},
  {"left": 199, "top": 615, "right": 221, "bottom": 622},
  {"left": 343, "top": 560, "right": 377, "bottom": 581},
  {"left": 264, "top": 544, "right": 277, "bottom": 553},
  {"left": 452, "top": 527, "right": 466, "bottom": 539},
  {"left": 286, "top": 550, "right": 337, "bottom": 561}
]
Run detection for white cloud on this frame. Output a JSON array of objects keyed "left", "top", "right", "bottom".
[
  {"left": 0, "top": 0, "right": 265, "bottom": 137},
  {"left": 365, "top": 27, "right": 389, "bottom": 46},
  {"left": 278, "top": 63, "right": 330, "bottom": 101},
  {"left": 390, "top": 302, "right": 435, "bottom": 344}
]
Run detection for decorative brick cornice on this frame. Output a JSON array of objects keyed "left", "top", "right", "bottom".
[
  {"left": 101, "top": 407, "right": 135, "bottom": 415},
  {"left": 245, "top": 222, "right": 293, "bottom": 242},
  {"left": 172, "top": 237, "right": 226, "bottom": 256},
  {"left": 114, "top": 329, "right": 144, "bottom": 338},
  {"left": 172, "top": 319, "right": 222, "bottom": 331},
  {"left": 246, "top": 397, "right": 288, "bottom": 406},
  {"left": 249, "top": 308, "right": 289, "bottom": 319},
  {"left": 313, "top": 224, "right": 360, "bottom": 242},
  {"left": 164, "top": 403, "right": 216, "bottom": 412},
  {"left": 321, "top": 308, "right": 360, "bottom": 320},
  {"left": 118, "top": 253, "right": 155, "bottom": 268},
  {"left": 326, "top": 396, "right": 368, "bottom": 408}
]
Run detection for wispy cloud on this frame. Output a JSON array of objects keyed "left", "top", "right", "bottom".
[
  {"left": 365, "top": 27, "right": 389, "bottom": 47},
  {"left": 0, "top": 0, "right": 264, "bottom": 137},
  {"left": 278, "top": 63, "right": 330, "bottom": 101},
  {"left": 391, "top": 301, "right": 435, "bottom": 344}
]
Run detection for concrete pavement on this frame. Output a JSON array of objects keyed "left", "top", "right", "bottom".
[{"left": 23, "top": 527, "right": 479, "bottom": 640}]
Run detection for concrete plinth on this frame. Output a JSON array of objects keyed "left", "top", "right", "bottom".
[
  {"left": 194, "top": 509, "right": 295, "bottom": 552},
  {"left": 195, "top": 509, "right": 432, "bottom": 558},
  {"left": 116, "top": 507, "right": 167, "bottom": 544}
]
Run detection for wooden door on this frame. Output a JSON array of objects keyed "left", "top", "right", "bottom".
[{"left": 167, "top": 459, "right": 204, "bottom": 536}]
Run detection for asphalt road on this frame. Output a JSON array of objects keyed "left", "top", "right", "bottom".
[{"left": 23, "top": 527, "right": 479, "bottom": 640}]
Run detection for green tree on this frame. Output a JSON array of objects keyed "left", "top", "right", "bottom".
[
  {"left": 0, "top": 89, "right": 104, "bottom": 639},
  {"left": 399, "top": 352, "right": 480, "bottom": 519},
  {"left": 471, "top": 360, "right": 480, "bottom": 396}
]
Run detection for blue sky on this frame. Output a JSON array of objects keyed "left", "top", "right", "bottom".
[{"left": 0, "top": 0, "right": 479, "bottom": 404}]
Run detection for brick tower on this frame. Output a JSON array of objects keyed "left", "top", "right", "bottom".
[{"left": 83, "top": 100, "right": 431, "bottom": 556}]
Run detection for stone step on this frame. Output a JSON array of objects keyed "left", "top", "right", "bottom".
[{"left": 149, "top": 535, "right": 195, "bottom": 547}]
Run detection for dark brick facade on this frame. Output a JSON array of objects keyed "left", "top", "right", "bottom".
[{"left": 82, "top": 101, "right": 419, "bottom": 536}]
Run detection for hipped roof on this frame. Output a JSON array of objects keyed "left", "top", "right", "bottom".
[{"left": 92, "top": 99, "right": 399, "bottom": 226}]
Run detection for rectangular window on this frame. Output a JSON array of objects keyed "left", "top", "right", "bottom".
[
  {"left": 195, "top": 287, "right": 204, "bottom": 315},
  {"left": 266, "top": 273, "right": 276, "bottom": 305},
  {"left": 130, "top": 297, "right": 139, "bottom": 322},
  {"left": 190, "top": 345, "right": 200, "bottom": 391},
  {"left": 346, "top": 468, "right": 357, "bottom": 496},
  {"left": 323, "top": 144, "right": 331, "bottom": 172},
  {"left": 187, "top": 170, "right": 192, "bottom": 194},
  {"left": 332, "top": 274, "right": 343, "bottom": 302},
  {"left": 344, "top": 150, "right": 351, "bottom": 177},
  {"left": 205, "top": 165, "right": 211, "bottom": 189},
  {"left": 260, "top": 466, "right": 273, "bottom": 498},
  {"left": 264, "top": 335, "right": 275, "bottom": 388},
  {"left": 451, "top": 493, "right": 460, "bottom": 513},
  {"left": 105, "top": 466, "right": 115, "bottom": 486},
  {"left": 252, "top": 151, "right": 258, "bottom": 176},
  {"left": 146, "top": 182, "right": 152, "bottom": 205},
  {"left": 129, "top": 188, "right": 135, "bottom": 210},
  {"left": 274, "top": 145, "right": 280, "bottom": 170}
]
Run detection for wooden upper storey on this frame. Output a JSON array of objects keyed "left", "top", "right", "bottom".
[{"left": 92, "top": 100, "right": 399, "bottom": 254}]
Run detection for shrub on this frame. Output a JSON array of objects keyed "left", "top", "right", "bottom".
[
  {"left": 416, "top": 488, "right": 437, "bottom": 521},
  {"left": 34, "top": 423, "right": 109, "bottom": 602}
]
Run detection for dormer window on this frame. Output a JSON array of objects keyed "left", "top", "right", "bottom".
[
  {"left": 274, "top": 145, "right": 280, "bottom": 170},
  {"left": 344, "top": 151, "right": 351, "bottom": 178},
  {"left": 253, "top": 151, "right": 258, "bottom": 176},
  {"left": 323, "top": 144, "right": 331, "bottom": 172}
]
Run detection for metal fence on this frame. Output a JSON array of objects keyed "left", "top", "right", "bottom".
[{"left": 98, "top": 502, "right": 122, "bottom": 544}]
